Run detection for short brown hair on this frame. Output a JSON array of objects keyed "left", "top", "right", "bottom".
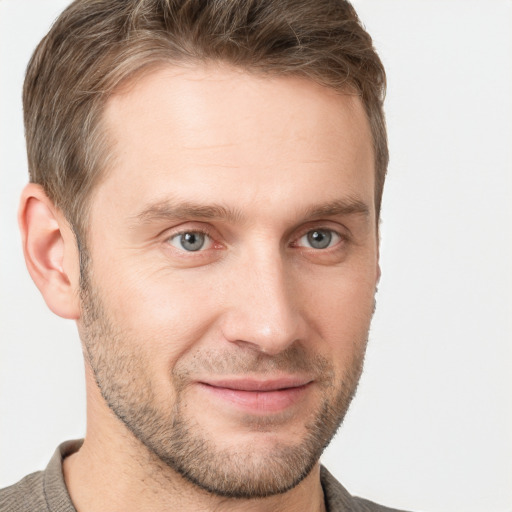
[{"left": 23, "top": 0, "right": 387, "bottom": 238}]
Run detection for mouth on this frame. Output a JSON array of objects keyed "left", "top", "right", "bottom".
[{"left": 196, "top": 377, "right": 314, "bottom": 413}]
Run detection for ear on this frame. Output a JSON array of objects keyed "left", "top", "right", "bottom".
[
  {"left": 375, "top": 226, "right": 381, "bottom": 285},
  {"left": 376, "top": 245, "right": 381, "bottom": 284},
  {"left": 18, "top": 183, "right": 81, "bottom": 319}
]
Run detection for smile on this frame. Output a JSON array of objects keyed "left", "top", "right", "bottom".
[{"left": 197, "top": 377, "right": 314, "bottom": 413}]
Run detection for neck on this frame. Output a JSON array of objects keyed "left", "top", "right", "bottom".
[{"left": 63, "top": 437, "right": 326, "bottom": 512}]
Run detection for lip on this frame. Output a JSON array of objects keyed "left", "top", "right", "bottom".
[{"left": 196, "top": 377, "right": 313, "bottom": 413}]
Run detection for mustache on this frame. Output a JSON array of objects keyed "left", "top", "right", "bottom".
[{"left": 173, "top": 344, "right": 334, "bottom": 381}]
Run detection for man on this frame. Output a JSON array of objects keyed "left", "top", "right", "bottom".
[{"left": 0, "top": 0, "right": 407, "bottom": 511}]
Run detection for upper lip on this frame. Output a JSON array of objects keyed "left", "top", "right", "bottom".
[{"left": 199, "top": 377, "right": 313, "bottom": 392}]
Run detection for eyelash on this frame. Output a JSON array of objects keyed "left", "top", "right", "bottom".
[
  {"left": 294, "top": 228, "right": 343, "bottom": 250},
  {"left": 166, "top": 228, "right": 217, "bottom": 252},
  {"left": 165, "top": 226, "right": 347, "bottom": 254}
]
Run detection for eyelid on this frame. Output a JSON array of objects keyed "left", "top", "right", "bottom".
[
  {"left": 161, "top": 222, "right": 348, "bottom": 253},
  {"left": 163, "top": 224, "right": 221, "bottom": 252},
  {"left": 292, "top": 223, "right": 348, "bottom": 246},
  {"left": 167, "top": 231, "right": 213, "bottom": 251},
  {"left": 296, "top": 229, "right": 342, "bottom": 249}
]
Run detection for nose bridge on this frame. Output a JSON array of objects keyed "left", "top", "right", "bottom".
[{"left": 222, "top": 243, "right": 302, "bottom": 354}]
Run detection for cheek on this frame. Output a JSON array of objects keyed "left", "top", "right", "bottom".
[
  {"left": 93, "top": 262, "right": 223, "bottom": 367},
  {"left": 300, "top": 265, "right": 376, "bottom": 353}
]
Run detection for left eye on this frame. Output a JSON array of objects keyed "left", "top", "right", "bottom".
[
  {"left": 298, "top": 229, "right": 341, "bottom": 250},
  {"left": 168, "top": 231, "right": 213, "bottom": 252}
]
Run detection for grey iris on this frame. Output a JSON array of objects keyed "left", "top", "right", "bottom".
[
  {"left": 180, "top": 232, "right": 205, "bottom": 251},
  {"left": 307, "top": 230, "right": 332, "bottom": 249}
]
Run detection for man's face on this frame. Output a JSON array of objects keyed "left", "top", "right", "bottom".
[{"left": 79, "top": 65, "right": 379, "bottom": 498}]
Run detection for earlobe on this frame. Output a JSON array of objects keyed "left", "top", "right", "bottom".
[{"left": 18, "top": 183, "right": 81, "bottom": 319}]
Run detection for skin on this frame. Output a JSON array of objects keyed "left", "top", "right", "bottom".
[{"left": 19, "top": 64, "right": 379, "bottom": 512}]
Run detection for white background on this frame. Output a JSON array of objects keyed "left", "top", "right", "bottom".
[{"left": 1, "top": 1, "right": 511, "bottom": 511}]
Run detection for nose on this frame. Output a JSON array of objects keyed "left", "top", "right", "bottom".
[{"left": 220, "top": 246, "right": 305, "bottom": 355}]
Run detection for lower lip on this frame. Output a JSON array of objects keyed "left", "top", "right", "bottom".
[{"left": 198, "top": 383, "right": 311, "bottom": 413}]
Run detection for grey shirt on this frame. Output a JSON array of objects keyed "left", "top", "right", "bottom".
[{"left": 0, "top": 440, "right": 410, "bottom": 512}]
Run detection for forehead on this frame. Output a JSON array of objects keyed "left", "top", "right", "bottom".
[{"left": 95, "top": 64, "right": 375, "bottom": 222}]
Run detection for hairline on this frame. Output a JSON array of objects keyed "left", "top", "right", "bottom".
[{"left": 74, "top": 59, "right": 380, "bottom": 248}]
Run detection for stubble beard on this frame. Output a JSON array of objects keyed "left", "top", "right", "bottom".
[{"left": 78, "top": 267, "right": 369, "bottom": 499}]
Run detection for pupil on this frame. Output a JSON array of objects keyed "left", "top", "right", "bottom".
[
  {"left": 308, "top": 230, "right": 331, "bottom": 249},
  {"left": 181, "top": 232, "right": 204, "bottom": 251}
]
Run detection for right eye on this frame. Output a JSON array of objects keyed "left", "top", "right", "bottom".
[{"left": 167, "top": 231, "right": 213, "bottom": 252}]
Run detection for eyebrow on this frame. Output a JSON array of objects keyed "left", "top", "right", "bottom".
[
  {"left": 132, "top": 197, "right": 370, "bottom": 226},
  {"left": 134, "top": 200, "right": 244, "bottom": 225},
  {"left": 302, "top": 198, "right": 370, "bottom": 219}
]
